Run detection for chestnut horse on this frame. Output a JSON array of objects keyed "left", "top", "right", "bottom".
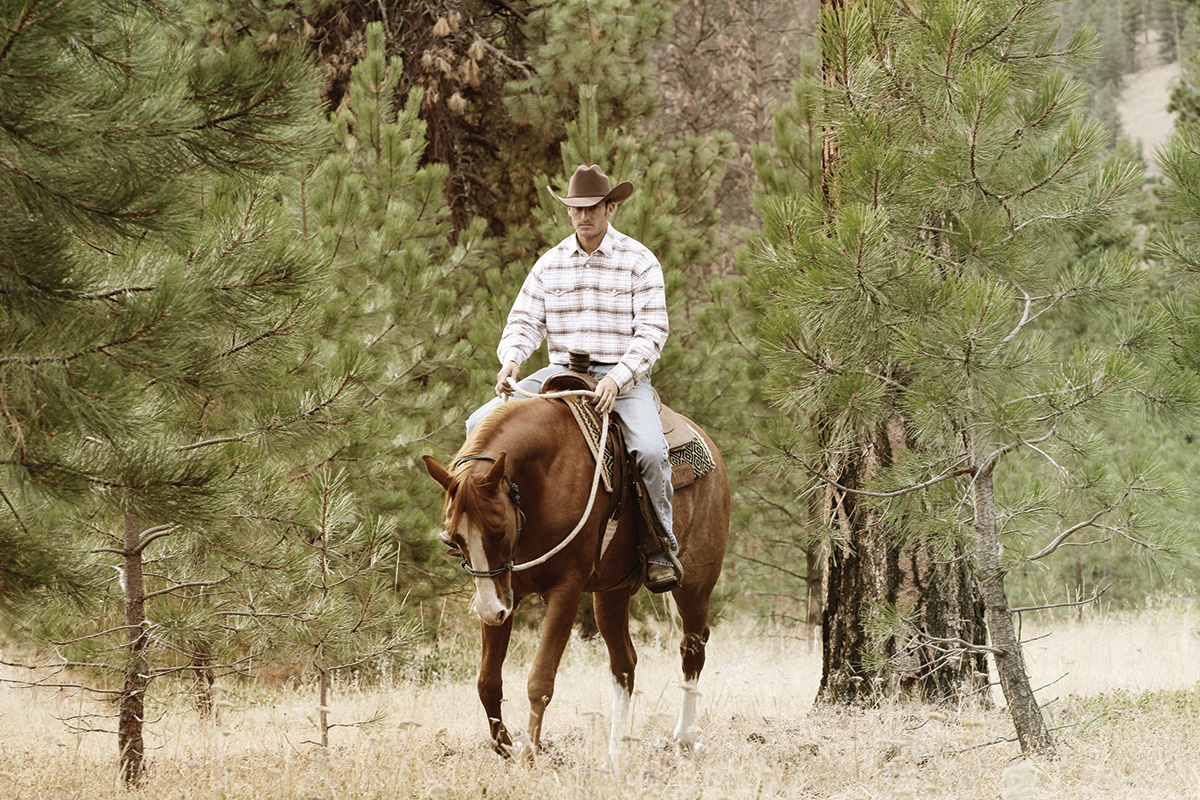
[{"left": 422, "top": 389, "right": 729, "bottom": 763}]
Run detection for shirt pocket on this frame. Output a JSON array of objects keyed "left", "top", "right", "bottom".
[
  {"left": 545, "top": 276, "right": 584, "bottom": 314},
  {"left": 597, "top": 286, "right": 633, "bottom": 317}
]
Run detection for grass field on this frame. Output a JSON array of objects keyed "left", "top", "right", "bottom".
[{"left": 2, "top": 601, "right": 1199, "bottom": 799}]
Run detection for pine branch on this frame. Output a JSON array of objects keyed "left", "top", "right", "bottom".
[
  {"left": 1010, "top": 585, "right": 1110, "bottom": 613},
  {"left": 0, "top": 155, "right": 157, "bottom": 220},
  {"left": 0, "top": 311, "right": 167, "bottom": 368},
  {"left": 787, "top": 448, "right": 975, "bottom": 498},
  {"left": 1021, "top": 508, "right": 1108, "bottom": 562},
  {"left": 0, "top": 0, "right": 56, "bottom": 64},
  {"left": 965, "top": 0, "right": 1031, "bottom": 59}
]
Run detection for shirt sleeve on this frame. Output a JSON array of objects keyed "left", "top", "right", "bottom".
[
  {"left": 496, "top": 261, "right": 547, "bottom": 366},
  {"left": 607, "top": 253, "right": 668, "bottom": 392}
]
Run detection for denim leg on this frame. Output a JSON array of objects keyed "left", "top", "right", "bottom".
[
  {"left": 598, "top": 370, "right": 677, "bottom": 554},
  {"left": 465, "top": 365, "right": 564, "bottom": 435}
]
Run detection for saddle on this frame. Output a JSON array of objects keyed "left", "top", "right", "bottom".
[
  {"left": 539, "top": 372, "right": 716, "bottom": 491},
  {"left": 541, "top": 369, "right": 712, "bottom": 591}
]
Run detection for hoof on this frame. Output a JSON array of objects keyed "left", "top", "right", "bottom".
[{"left": 499, "top": 731, "right": 535, "bottom": 763}]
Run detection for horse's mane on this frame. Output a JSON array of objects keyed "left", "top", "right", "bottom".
[
  {"left": 445, "top": 402, "right": 526, "bottom": 536},
  {"left": 454, "top": 401, "right": 523, "bottom": 464}
]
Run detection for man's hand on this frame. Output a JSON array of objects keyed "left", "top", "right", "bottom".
[
  {"left": 593, "top": 376, "right": 619, "bottom": 414},
  {"left": 495, "top": 361, "right": 521, "bottom": 397}
]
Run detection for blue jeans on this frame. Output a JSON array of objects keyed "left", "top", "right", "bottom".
[{"left": 466, "top": 364, "right": 676, "bottom": 553}]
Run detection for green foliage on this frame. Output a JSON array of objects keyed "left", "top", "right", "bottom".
[
  {"left": 494, "top": 0, "right": 678, "bottom": 261},
  {"left": 0, "top": 8, "right": 435, "bottom": 770},
  {"left": 294, "top": 22, "right": 491, "bottom": 611},
  {"left": 505, "top": 0, "right": 670, "bottom": 134},
  {"left": 751, "top": 0, "right": 1186, "bottom": 596},
  {"left": 0, "top": 0, "right": 327, "bottom": 595},
  {"left": 752, "top": 56, "right": 824, "bottom": 205}
]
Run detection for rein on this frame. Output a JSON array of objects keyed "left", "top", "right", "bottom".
[{"left": 454, "top": 380, "right": 610, "bottom": 577}]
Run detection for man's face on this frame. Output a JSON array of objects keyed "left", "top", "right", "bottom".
[{"left": 568, "top": 201, "right": 615, "bottom": 243}]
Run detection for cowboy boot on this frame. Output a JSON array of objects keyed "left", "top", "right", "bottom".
[{"left": 645, "top": 551, "right": 682, "bottom": 593}]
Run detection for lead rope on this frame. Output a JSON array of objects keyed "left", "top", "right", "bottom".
[{"left": 505, "top": 378, "right": 610, "bottom": 572}]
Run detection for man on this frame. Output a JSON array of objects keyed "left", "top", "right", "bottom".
[{"left": 465, "top": 164, "right": 680, "bottom": 590}]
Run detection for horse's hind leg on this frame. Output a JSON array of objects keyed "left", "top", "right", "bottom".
[
  {"left": 593, "top": 589, "right": 637, "bottom": 768},
  {"left": 479, "top": 616, "right": 515, "bottom": 756},
  {"left": 671, "top": 589, "right": 712, "bottom": 753}
]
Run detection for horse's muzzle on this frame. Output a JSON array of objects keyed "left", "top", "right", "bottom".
[{"left": 473, "top": 577, "right": 513, "bottom": 626}]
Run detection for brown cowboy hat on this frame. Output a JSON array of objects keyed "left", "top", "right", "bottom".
[{"left": 548, "top": 164, "right": 634, "bottom": 207}]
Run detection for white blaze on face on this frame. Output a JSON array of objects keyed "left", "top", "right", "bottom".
[{"left": 462, "top": 521, "right": 511, "bottom": 626}]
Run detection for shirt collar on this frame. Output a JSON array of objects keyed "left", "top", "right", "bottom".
[{"left": 568, "top": 225, "right": 620, "bottom": 257}]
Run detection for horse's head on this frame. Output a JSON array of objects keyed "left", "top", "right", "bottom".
[{"left": 423, "top": 452, "right": 519, "bottom": 626}]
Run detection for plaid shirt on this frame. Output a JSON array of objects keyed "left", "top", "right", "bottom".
[{"left": 498, "top": 226, "right": 669, "bottom": 392}]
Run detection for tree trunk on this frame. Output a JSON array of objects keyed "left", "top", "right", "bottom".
[
  {"left": 973, "top": 464, "right": 1055, "bottom": 756},
  {"left": 818, "top": 518, "right": 991, "bottom": 705},
  {"left": 318, "top": 666, "right": 331, "bottom": 749},
  {"left": 119, "top": 513, "right": 149, "bottom": 786},
  {"left": 817, "top": 423, "right": 991, "bottom": 706},
  {"left": 193, "top": 650, "right": 215, "bottom": 719}
]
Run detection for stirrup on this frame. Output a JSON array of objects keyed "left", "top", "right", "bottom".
[{"left": 645, "top": 551, "right": 683, "bottom": 593}]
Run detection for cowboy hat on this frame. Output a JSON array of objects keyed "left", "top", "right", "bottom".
[{"left": 548, "top": 164, "right": 634, "bottom": 207}]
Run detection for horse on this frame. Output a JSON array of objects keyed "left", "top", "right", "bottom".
[{"left": 422, "top": 381, "right": 730, "bottom": 764}]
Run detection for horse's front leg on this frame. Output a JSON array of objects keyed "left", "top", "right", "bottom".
[
  {"left": 478, "top": 615, "right": 515, "bottom": 756},
  {"left": 525, "top": 586, "right": 584, "bottom": 752}
]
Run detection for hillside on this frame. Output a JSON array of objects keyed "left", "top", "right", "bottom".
[{"left": 1117, "top": 33, "right": 1181, "bottom": 171}]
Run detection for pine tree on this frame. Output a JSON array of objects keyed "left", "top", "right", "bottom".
[
  {"left": 752, "top": 0, "right": 1178, "bottom": 756},
  {"left": 0, "top": 0, "right": 339, "bottom": 783},
  {"left": 294, "top": 22, "right": 489, "bottom": 611},
  {"left": 754, "top": 0, "right": 993, "bottom": 709}
]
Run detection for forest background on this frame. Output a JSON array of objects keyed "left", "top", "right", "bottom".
[{"left": 5, "top": 0, "right": 1200, "bottom": 781}]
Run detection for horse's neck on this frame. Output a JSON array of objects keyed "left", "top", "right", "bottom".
[
  {"left": 476, "top": 402, "right": 591, "bottom": 499},
  {"left": 466, "top": 402, "right": 556, "bottom": 472}
]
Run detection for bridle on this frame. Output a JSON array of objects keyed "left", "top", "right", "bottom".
[
  {"left": 449, "top": 380, "right": 610, "bottom": 578},
  {"left": 452, "top": 454, "right": 525, "bottom": 578}
]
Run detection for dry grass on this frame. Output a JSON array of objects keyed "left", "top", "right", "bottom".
[{"left": 3, "top": 603, "right": 1200, "bottom": 799}]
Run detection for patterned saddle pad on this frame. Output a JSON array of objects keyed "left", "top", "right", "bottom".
[{"left": 562, "top": 396, "right": 716, "bottom": 492}]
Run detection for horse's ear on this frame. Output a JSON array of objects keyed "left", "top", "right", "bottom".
[
  {"left": 483, "top": 451, "right": 508, "bottom": 490},
  {"left": 422, "top": 455, "right": 452, "bottom": 490}
]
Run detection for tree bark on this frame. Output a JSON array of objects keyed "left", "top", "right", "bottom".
[
  {"left": 119, "top": 512, "right": 149, "bottom": 786},
  {"left": 318, "top": 666, "right": 331, "bottom": 749},
  {"left": 817, "top": 424, "right": 991, "bottom": 706},
  {"left": 973, "top": 464, "right": 1055, "bottom": 756}
]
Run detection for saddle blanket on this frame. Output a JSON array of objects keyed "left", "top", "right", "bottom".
[{"left": 562, "top": 397, "right": 716, "bottom": 492}]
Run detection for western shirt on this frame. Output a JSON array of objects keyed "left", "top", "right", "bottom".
[{"left": 498, "top": 226, "right": 669, "bottom": 392}]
